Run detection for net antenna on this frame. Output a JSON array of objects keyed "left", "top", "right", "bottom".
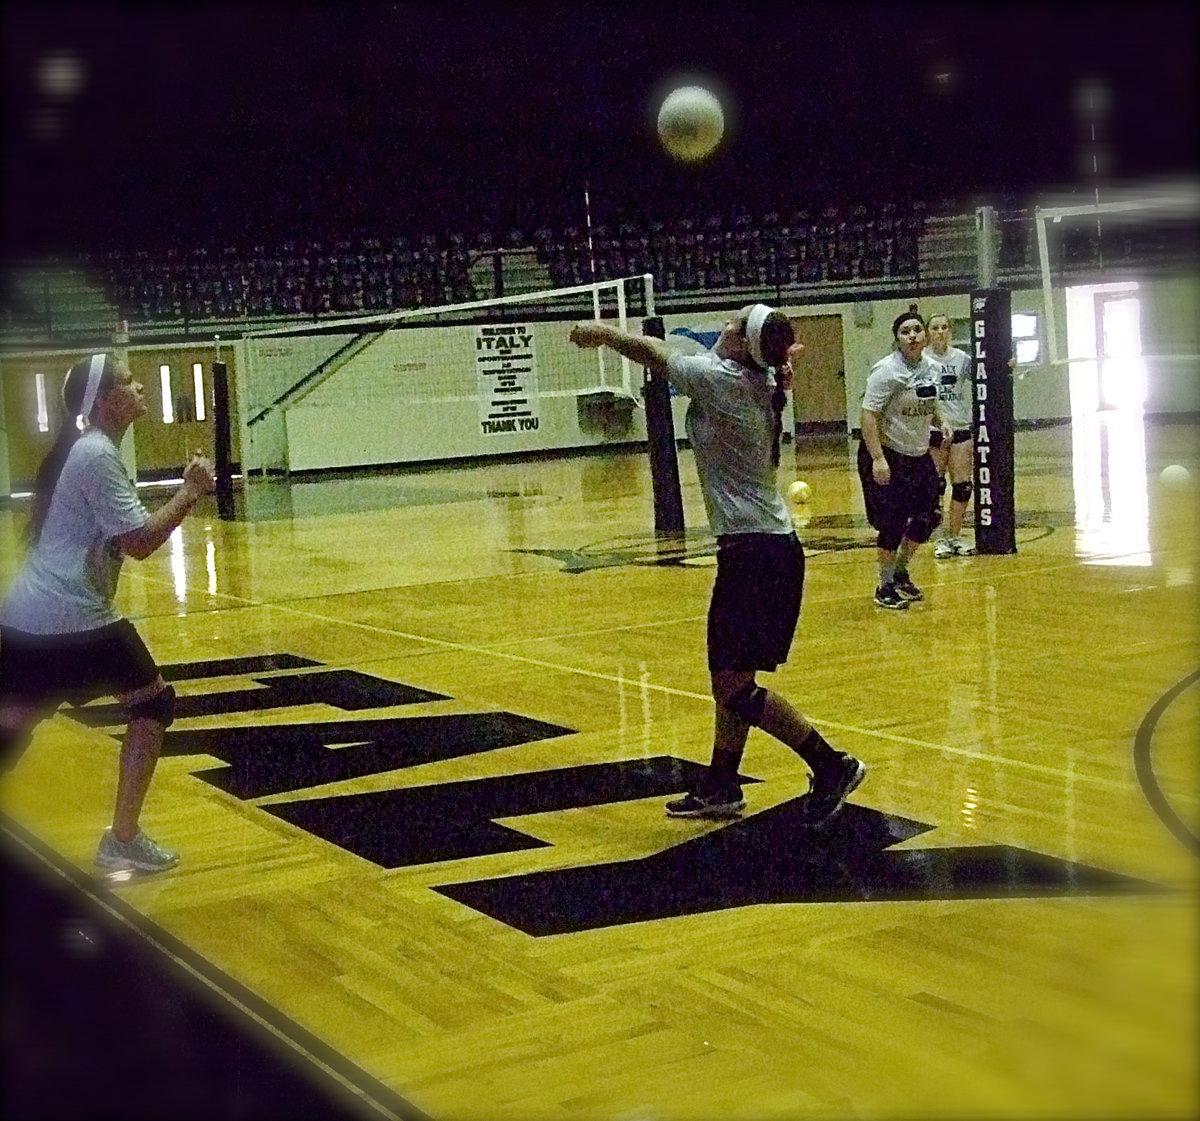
[
  {"left": 1034, "top": 180, "right": 1200, "bottom": 370},
  {"left": 239, "top": 273, "right": 653, "bottom": 474}
]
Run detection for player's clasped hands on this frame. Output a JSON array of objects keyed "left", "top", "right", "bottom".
[{"left": 184, "top": 451, "right": 216, "bottom": 496}]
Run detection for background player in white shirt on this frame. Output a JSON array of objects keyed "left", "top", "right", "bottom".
[
  {"left": 858, "top": 312, "right": 951, "bottom": 608},
  {"left": 1, "top": 353, "right": 214, "bottom": 873},
  {"left": 925, "top": 313, "right": 976, "bottom": 557}
]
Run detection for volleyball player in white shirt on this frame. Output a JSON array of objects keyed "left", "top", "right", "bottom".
[
  {"left": 858, "top": 312, "right": 951, "bottom": 608},
  {"left": 1, "top": 354, "right": 214, "bottom": 872},
  {"left": 924, "top": 313, "right": 976, "bottom": 557},
  {"left": 570, "top": 305, "right": 866, "bottom": 823}
]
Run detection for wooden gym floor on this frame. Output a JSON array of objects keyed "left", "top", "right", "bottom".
[{"left": 2, "top": 417, "right": 1197, "bottom": 1121}]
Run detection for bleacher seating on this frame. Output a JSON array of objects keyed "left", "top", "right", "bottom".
[
  {"left": 66, "top": 203, "right": 924, "bottom": 331},
  {"left": 4, "top": 195, "right": 1191, "bottom": 340}
]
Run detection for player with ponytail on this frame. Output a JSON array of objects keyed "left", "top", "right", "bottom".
[
  {"left": 29, "top": 354, "right": 115, "bottom": 543},
  {"left": 569, "top": 305, "right": 866, "bottom": 823},
  {"left": 1, "top": 353, "right": 215, "bottom": 873},
  {"left": 925, "top": 312, "right": 976, "bottom": 558}
]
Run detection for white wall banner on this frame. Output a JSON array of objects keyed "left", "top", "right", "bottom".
[{"left": 476, "top": 324, "right": 540, "bottom": 435}]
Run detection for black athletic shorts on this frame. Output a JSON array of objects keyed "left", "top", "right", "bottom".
[
  {"left": 857, "top": 441, "right": 941, "bottom": 533},
  {"left": 707, "top": 532, "right": 805, "bottom": 672},
  {"left": 0, "top": 619, "right": 160, "bottom": 708},
  {"left": 929, "top": 427, "right": 972, "bottom": 448}
]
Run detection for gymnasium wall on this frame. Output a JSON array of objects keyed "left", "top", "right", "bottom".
[
  {"left": 1, "top": 274, "right": 1195, "bottom": 490},
  {"left": 0, "top": 341, "right": 240, "bottom": 491},
  {"left": 829, "top": 273, "right": 1198, "bottom": 426},
  {"left": 833, "top": 287, "right": 1068, "bottom": 427},
  {"left": 1139, "top": 273, "right": 1200, "bottom": 414},
  {"left": 246, "top": 274, "right": 1194, "bottom": 474},
  {"left": 238, "top": 322, "right": 662, "bottom": 474}
]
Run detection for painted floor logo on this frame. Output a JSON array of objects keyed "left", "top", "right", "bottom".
[
  {"left": 514, "top": 518, "right": 878, "bottom": 572},
  {"left": 515, "top": 512, "right": 1075, "bottom": 573},
  {"left": 64, "top": 654, "right": 1165, "bottom": 933}
]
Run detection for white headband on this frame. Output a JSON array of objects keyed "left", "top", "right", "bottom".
[
  {"left": 745, "top": 304, "right": 772, "bottom": 368},
  {"left": 77, "top": 353, "right": 107, "bottom": 423}
]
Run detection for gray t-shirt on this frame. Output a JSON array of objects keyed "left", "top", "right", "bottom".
[
  {"left": 665, "top": 351, "right": 792, "bottom": 537},
  {"left": 862, "top": 350, "right": 939, "bottom": 457},
  {"left": 1, "top": 429, "right": 148, "bottom": 634},
  {"left": 925, "top": 345, "right": 973, "bottom": 430}
]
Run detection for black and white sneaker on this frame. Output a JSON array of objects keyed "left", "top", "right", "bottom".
[
  {"left": 799, "top": 753, "right": 867, "bottom": 826},
  {"left": 874, "top": 583, "right": 909, "bottom": 610},
  {"left": 665, "top": 785, "right": 746, "bottom": 818},
  {"left": 892, "top": 572, "right": 924, "bottom": 601}
]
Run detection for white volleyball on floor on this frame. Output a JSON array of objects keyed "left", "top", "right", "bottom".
[
  {"left": 1159, "top": 464, "right": 1192, "bottom": 490},
  {"left": 657, "top": 85, "right": 724, "bottom": 162}
]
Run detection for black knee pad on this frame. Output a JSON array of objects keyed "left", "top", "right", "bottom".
[
  {"left": 951, "top": 481, "right": 973, "bottom": 504},
  {"left": 725, "top": 683, "right": 767, "bottom": 726},
  {"left": 126, "top": 684, "right": 176, "bottom": 728},
  {"left": 938, "top": 476, "right": 948, "bottom": 500},
  {"left": 876, "top": 526, "right": 904, "bottom": 552},
  {"left": 907, "top": 509, "right": 942, "bottom": 544}
]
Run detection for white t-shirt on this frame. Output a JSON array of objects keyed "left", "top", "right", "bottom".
[
  {"left": 665, "top": 351, "right": 792, "bottom": 537},
  {"left": 862, "top": 350, "right": 939, "bottom": 457},
  {"left": 925, "top": 345, "right": 973, "bottom": 430},
  {"left": 1, "top": 430, "right": 148, "bottom": 634}
]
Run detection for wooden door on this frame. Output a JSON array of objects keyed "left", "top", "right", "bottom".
[{"left": 791, "top": 313, "right": 845, "bottom": 432}]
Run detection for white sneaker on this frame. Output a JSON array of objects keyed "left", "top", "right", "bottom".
[
  {"left": 933, "top": 537, "right": 955, "bottom": 559},
  {"left": 952, "top": 537, "right": 976, "bottom": 556},
  {"left": 95, "top": 829, "right": 179, "bottom": 872}
]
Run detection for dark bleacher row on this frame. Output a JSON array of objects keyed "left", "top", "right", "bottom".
[
  {"left": 534, "top": 204, "right": 922, "bottom": 290},
  {"left": 95, "top": 234, "right": 478, "bottom": 324},
  {"left": 82, "top": 204, "right": 925, "bottom": 325},
  {"left": 1055, "top": 215, "right": 1198, "bottom": 271},
  {"left": 36, "top": 197, "right": 1193, "bottom": 333}
]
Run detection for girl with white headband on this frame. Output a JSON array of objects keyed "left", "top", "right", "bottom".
[
  {"left": 570, "top": 305, "right": 866, "bottom": 823},
  {"left": 1, "top": 352, "right": 215, "bottom": 873}
]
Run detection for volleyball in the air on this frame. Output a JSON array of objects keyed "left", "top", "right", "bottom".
[{"left": 657, "top": 86, "right": 724, "bottom": 162}]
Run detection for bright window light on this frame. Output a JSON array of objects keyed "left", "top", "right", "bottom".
[
  {"left": 1012, "top": 313, "right": 1038, "bottom": 338},
  {"left": 34, "top": 373, "right": 50, "bottom": 432},
  {"left": 160, "top": 365, "right": 174, "bottom": 423},
  {"left": 192, "top": 363, "right": 206, "bottom": 421},
  {"left": 1011, "top": 313, "right": 1040, "bottom": 363}
]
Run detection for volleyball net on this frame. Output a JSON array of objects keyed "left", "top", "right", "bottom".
[{"left": 237, "top": 274, "right": 654, "bottom": 474}]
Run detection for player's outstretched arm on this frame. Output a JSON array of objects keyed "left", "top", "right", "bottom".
[{"left": 570, "top": 322, "right": 671, "bottom": 377}]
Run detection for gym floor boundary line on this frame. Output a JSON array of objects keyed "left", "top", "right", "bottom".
[{"left": 1133, "top": 668, "right": 1200, "bottom": 856}]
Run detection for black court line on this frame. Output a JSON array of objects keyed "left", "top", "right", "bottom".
[
  {"left": 0, "top": 816, "right": 432, "bottom": 1121},
  {"left": 1133, "top": 668, "right": 1200, "bottom": 856}
]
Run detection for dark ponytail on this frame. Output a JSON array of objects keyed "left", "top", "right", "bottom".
[
  {"left": 29, "top": 354, "right": 114, "bottom": 542},
  {"left": 757, "top": 312, "right": 796, "bottom": 468},
  {"left": 769, "top": 380, "right": 787, "bottom": 468}
]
